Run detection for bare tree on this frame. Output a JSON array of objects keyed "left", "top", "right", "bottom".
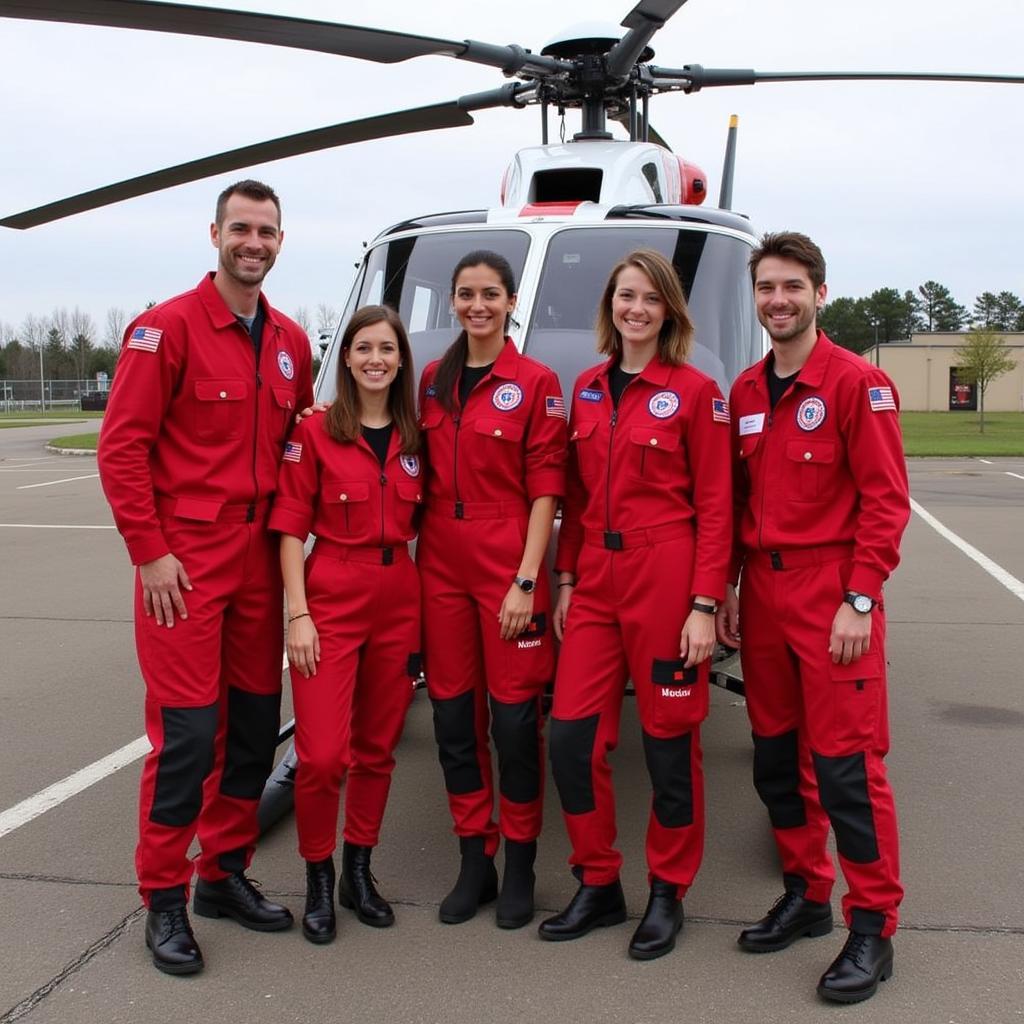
[
  {"left": 105, "top": 307, "right": 129, "bottom": 348},
  {"left": 50, "top": 307, "right": 71, "bottom": 349},
  {"left": 293, "top": 306, "right": 312, "bottom": 340},
  {"left": 70, "top": 307, "right": 96, "bottom": 380},
  {"left": 316, "top": 303, "right": 338, "bottom": 333}
]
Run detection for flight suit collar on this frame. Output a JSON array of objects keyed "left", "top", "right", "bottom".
[
  {"left": 197, "top": 272, "right": 283, "bottom": 332},
  {"left": 742, "top": 329, "right": 835, "bottom": 399},
  {"left": 489, "top": 338, "right": 522, "bottom": 380},
  {"left": 585, "top": 352, "right": 672, "bottom": 391}
]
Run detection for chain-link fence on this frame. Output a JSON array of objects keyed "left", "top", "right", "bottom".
[{"left": 0, "top": 379, "right": 109, "bottom": 412}]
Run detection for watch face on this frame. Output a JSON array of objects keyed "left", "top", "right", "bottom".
[
  {"left": 516, "top": 577, "right": 535, "bottom": 593},
  {"left": 852, "top": 594, "right": 873, "bottom": 614}
]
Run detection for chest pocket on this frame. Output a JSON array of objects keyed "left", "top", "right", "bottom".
[
  {"left": 322, "top": 478, "right": 371, "bottom": 534},
  {"left": 784, "top": 438, "right": 836, "bottom": 501},
  {"left": 467, "top": 417, "right": 524, "bottom": 472},
  {"left": 569, "top": 418, "right": 600, "bottom": 480},
  {"left": 193, "top": 378, "right": 247, "bottom": 444},
  {"left": 627, "top": 426, "right": 680, "bottom": 481},
  {"left": 419, "top": 406, "right": 445, "bottom": 431}
]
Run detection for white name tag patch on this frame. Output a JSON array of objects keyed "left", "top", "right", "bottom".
[{"left": 739, "top": 413, "right": 765, "bottom": 436}]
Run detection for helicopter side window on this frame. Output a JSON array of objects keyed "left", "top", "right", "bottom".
[
  {"left": 641, "top": 162, "right": 663, "bottom": 203},
  {"left": 524, "top": 226, "right": 762, "bottom": 397}
]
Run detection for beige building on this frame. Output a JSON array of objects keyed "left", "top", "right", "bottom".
[{"left": 868, "top": 332, "right": 1024, "bottom": 412}]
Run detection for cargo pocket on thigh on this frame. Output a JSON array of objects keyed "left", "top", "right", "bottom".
[
  {"left": 828, "top": 652, "right": 882, "bottom": 751},
  {"left": 650, "top": 658, "right": 707, "bottom": 734}
]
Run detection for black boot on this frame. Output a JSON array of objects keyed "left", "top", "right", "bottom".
[
  {"left": 538, "top": 878, "right": 627, "bottom": 941},
  {"left": 302, "top": 857, "right": 336, "bottom": 944},
  {"left": 438, "top": 836, "right": 498, "bottom": 924},
  {"left": 738, "top": 890, "right": 833, "bottom": 953},
  {"left": 145, "top": 905, "right": 204, "bottom": 975},
  {"left": 817, "top": 932, "right": 894, "bottom": 1004},
  {"left": 496, "top": 839, "right": 536, "bottom": 930},
  {"left": 193, "top": 872, "right": 293, "bottom": 931},
  {"left": 339, "top": 842, "right": 394, "bottom": 928},
  {"left": 628, "top": 878, "right": 683, "bottom": 960}
]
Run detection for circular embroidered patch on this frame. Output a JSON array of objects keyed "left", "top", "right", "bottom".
[
  {"left": 648, "top": 390, "right": 680, "bottom": 419},
  {"left": 400, "top": 454, "right": 420, "bottom": 478},
  {"left": 796, "top": 396, "right": 827, "bottom": 431},
  {"left": 277, "top": 350, "right": 295, "bottom": 381},
  {"left": 492, "top": 383, "right": 523, "bottom": 411}
]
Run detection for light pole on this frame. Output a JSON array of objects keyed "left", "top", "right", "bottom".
[
  {"left": 873, "top": 319, "right": 880, "bottom": 368},
  {"left": 38, "top": 342, "right": 45, "bottom": 412}
]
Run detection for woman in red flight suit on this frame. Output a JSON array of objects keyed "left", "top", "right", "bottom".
[
  {"left": 270, "top": 305, "right": 423, "bottom": 945},
  {"left": 539, "top": 249, "right": 732, "bottom": 961},
  {"left": 417, "top": 249, "right": 567, "bottom": 929}
]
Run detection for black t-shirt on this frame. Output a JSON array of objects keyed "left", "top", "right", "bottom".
[
  {"left": 459, "top": 363, "right": 494, "bottom": 408},
  {"left": 767, "top": 357, "right": 799, "bottom": 411},
  {"left": 609, "top": 363, "right": 640, "bottom": 409},
  {"left": 361, "top": 423, "right": 393, "bottom": 469}
]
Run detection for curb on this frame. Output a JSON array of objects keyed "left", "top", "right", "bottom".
[{"left": 45, "top": 444, "right": 98, "bottom": 456}]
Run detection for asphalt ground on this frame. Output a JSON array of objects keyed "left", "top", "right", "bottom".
[{"left": 1, "top": 426, "right": 1022, "bottom": 1024}]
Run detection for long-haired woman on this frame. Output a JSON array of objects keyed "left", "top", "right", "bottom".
[
  {"left": 417, "top": 249, "right": 567, "bottom": 929},
  {"left": 539, "top": 249, "right": 732, "bottom": 961},
  {"left": 271, "top": 304, "right": 423, "bottom": 944}
]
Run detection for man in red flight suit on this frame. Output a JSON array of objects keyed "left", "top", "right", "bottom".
[
  {"left": 716, "top": 232, "right": 910, "bottom": 1004},
  {"left": 98, "top": 180, "right": 313, "bottom": 975}
]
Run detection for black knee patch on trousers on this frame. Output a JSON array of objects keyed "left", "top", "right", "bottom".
[
  {"left": 431, "top": 691, "right": 483, "bottom": 795},
  {"left": 752, "top": 730, "right": 807, "bottom": 830},
  {"left": 151, "top": 703, "right": 218, "bottom": 826},
  {"left": 641, "top": 729, "right": 694, "bottom": 829},
  {"left": 812, "top": 750, "right": 880, "bottom": 863},
  {"left": 549, "top": 715, "right": 599, "bottom": 815},
  {"left": 489, "top": 695, "right": 540, "bottom": 803},
  {"left": 220, "top": 687, "right": 281, "bottom": 801}
]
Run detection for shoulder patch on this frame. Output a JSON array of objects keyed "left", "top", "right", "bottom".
[
  {"left": 712, "top": 397, "right": 730, "bottom": 424},
  {"left": 282, "top": 441, "right": 303, "bottom": 464},
  {"left": 127, "top": 326, "right": 162, "bottom": 353},
  {"left": 545, "top": 395, "right": 567, "bottom": 419},
  {"left": 867, "top": 385, "right": 897, "bottom": 412},
  {"left": 425, "top": 384, "right": 438, "bottom": 398}
]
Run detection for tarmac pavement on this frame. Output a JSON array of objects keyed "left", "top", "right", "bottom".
[{"left": 1, "top": 426, "right": 1022, "bottom": 1023}]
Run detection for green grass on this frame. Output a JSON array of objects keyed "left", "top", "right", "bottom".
[
  {"left": 48, "top": 432, "right": 99, "bottom": 450},
  {"left": 0, "top": 409, "right": 104, "bottom": 429},
  {"left": 901, "top": 412, "right": 1024, "bottom": 456}
]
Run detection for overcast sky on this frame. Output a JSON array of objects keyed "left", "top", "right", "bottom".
[{"left": 0, "top": 0, "right": 1020, "bottom": 340}]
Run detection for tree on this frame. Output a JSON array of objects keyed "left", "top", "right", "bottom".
[
  {"left": 953, "top": 329, "right": 1016, "bottom": 433},
  {"left": 901, "top": 290, "right": 925, "bottom": 337},
  {"left": 819, "top": 296, "right": 873, "bottom": 351},
  {"left": 864, "top": 287, "right": 915, "bottom": 343},
  {"left": 994, "top": 291, "right": 1024, "bottom": 332},
  {"left": 972, "top": 291, "right": 999, "bottom": 329},
  {"left": 69, "top": 307, "right": 95, "bottom": 380},
  {"left": 105, "top": 307, "right": 129, "bottom": 348},
  {"left": 316, "top": 303, "right": 338, "bottom": 333},
  {"left": 917, "top": 280, "right": 967, "bottom": 331},
  {"left": 293, "top": 306, "right": 312, "bottom": 341}
]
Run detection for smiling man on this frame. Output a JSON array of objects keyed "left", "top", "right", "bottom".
[
  {"left": 716, "top": 232, "right": 910, "bottom": 1004},
  {"left": 98, "top": 180, "right": 313, "bottom": 975}
]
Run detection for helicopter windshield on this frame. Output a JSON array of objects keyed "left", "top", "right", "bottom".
[{"left": 524, "top": 226, "right": 762, "bottom": 395}]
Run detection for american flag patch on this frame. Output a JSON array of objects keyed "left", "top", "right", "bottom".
[
  {"left": 282, "top": 442, "right": 303, "bottom": 464},
  {"left": 545, "top": 395, "right": 567, "bottom": 419},
  {"left": 127, "top": 326, "right": 162, "bottom": 352},
  {"left": 712, "top": 397, "right": 730, "bottom": 423},
  {"left": 868, "top": 386, "right": 897, "bottom": 412}
]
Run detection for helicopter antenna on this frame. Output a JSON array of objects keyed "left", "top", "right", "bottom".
[{"left": 719, "top": 115, "right": 739, "bottom": 210}]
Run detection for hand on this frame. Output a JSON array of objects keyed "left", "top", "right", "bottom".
[
  {"left": 295, "top": 400, "right": 330, "bottom": 424},
  {"left": 680, "top": 609, "right": 716, "bottom": 669},
  {"left": 498, "top": 583, "right": 534, "bottom": 641},
  {"left": 829, "top": 602, "right": 872, "bottom": 665},
  {"left": 554, "top": 584, "right": 573, "bottom": 641},
  {"left": 715, "top": 585, "right": 741, "bottom": 648},
  {"left": 139, "top": 553, "right": 192, "bottom": 627},
  {"left": 287, "top": 616, "right": 321, "bottom": 678}
]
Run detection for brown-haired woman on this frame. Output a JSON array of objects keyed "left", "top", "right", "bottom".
[
  {"left": 539, "top": 249, "right": 732, "bottom": 961},
  {"left": 270, "top": 304, "right": 423, "bottom": 944},
  {"left": 417, "top": 250, "right": 567, "bottom": 929}
]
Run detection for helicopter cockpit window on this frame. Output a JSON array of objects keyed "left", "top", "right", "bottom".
[
  {"left": 523, "top": 226, "right": 763, "bottom": 396},
  {"left": 317, "top": 230, "right": 530, "bottom": 402}
]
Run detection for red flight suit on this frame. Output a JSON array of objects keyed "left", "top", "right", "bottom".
[
  {"left": 552, "top": 356, "right": 732, "bottom": 892},
  {"left": 270, "top": 413, "right": 422, "bottom": 860},
  {"left": 417, "top": 340, "right": 566, "bottom": 854},
  {"left": 98, "top": 273, "right": 313, "bottom": 906},
  {"left": 729, "top": 331, "right": 910, "bottom": 938}
]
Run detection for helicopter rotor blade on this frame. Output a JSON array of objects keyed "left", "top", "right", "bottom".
[
  {"left": 610, "top": 111, "right": 672, "bottom": 150},
  {"left": 719, "top": 115, "right": 738, "bottom": 211},
  {"left": 0, "top": 102, "right": 475, "bottom": 230},
  {"left": 607, "top": 0, "right": 690, "bottom": 79},
  {"left": 648, "top": 64, "right": 1024, "bottom": 91},
  {"left": 0, "top": 0, "right": 572, "bottom": 74}
]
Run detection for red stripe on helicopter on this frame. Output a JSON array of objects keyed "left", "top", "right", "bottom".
[{"left": 519, "top": 201, "right": 584, "bottom": 217}]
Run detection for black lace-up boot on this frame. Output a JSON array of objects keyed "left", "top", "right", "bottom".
[
  {"left": 302, "top": 857, "right": 337, "bottom": 944},
  {"left": 339, "top": 842, "right": 395, "bottom": 927},
  {"left": 738, "top": 889, "right": 833, "bottom": 952},
  {"left": 817, "top": 931, "right": 894, "bottom": 1003},
  {"left": 145, "top": 902, "right": 204, "bottom": 975},
  {"left": 193, "top": 871, "right": 293, "bottom": 931}
]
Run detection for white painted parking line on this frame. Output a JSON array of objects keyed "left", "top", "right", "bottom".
[
  {"left": 977, "top": 458, "right": 994, "bottom": 465},
  {"left": 0, "top": 737, "right": 150, "bottom": 839},
  {"left": 1006, "top": 472, "right": 1024, "bottom": 482},
  {"left": 17, "top": 473, "right": 99, "bottom": 490},
  {"left": 911, "top": 497, "right": 1024, "bottom": 603},
  {"left": 0, "top": 523, "right": 115, "bottom": 530},
  {"left": 0, "top": 655, "right": 289, "bottom": 838}
]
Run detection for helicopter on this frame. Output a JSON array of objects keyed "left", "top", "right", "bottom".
[{"left": 2, "top": 0, "right": 1021, "bottom": 826}]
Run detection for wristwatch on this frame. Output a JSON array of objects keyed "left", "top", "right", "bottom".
[
  {"left": 844, "top": 591, "right": 875, "bottom": 614},
  {"left": 514, "top": 575, "right": 536, "bottom": 594},
  {"left": 691, "top": 600, "right": 717, "bottom": 615}
]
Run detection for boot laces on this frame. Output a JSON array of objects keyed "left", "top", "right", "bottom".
[
  {"left": 766, "top": 890, "right": 801, "bottom": 920},
  {"left": 840, "top": 931, "right": 872, "bottom": 967},
  {"left": 159, "top": 906, "right": 192, "bottom": 940}
]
